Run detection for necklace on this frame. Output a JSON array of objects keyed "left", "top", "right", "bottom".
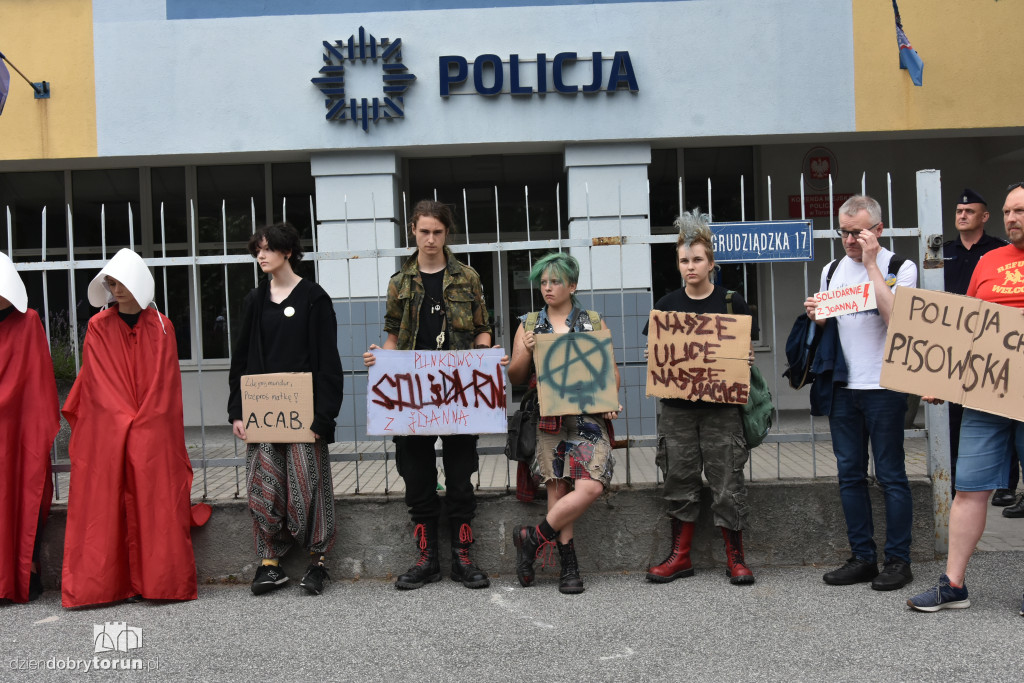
[{"left": 426, "top": 293, "right": 446, "bottom": 350}]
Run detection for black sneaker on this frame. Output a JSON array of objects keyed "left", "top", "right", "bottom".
[
  {"left": 251, "top": 564, "right": 289, "bottom": 595},
  {"left": 871, "top": 559, "right": 913, "bottom": 591},
  {"left": 300, "top": 563, "right": 330, "bottom": 595},
  {"left": 823, "top": 557, "right": 878, "bottom": 585}
]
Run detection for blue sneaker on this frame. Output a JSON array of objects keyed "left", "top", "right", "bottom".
[{"left": 906, "top": 574, "right": 970, "bottom": 612}]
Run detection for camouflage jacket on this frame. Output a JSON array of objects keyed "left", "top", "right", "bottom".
[{"left": 384, "top": 247, "right": 492, "bottom": 351}]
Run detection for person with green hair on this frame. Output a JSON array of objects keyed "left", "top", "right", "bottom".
[{"left": 507, "top": 251, "right": 621, "bottom": 594}]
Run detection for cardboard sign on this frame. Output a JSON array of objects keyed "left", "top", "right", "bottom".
[
  {"left": 367, "top": 349, "right": 507, "bottom": 435},
  {"left": 241, "top": 372, "right": 315, "bottom": 443},
  {"left": 534, "top": 328, "right": 619, "bottom": 417},
  {"left": 880, "top": 287, "right": 1024, "bottom": 420},
  {"left": 814, "top": 282, "right": 877, "bottom": 319},
  {"left": 645, "top": 310, "right": 751, "bottom": 404}
]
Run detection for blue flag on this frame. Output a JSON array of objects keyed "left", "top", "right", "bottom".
[
  {"left": 0, "top": 58, "right": 9, "bottom": 115},
  {"left": 893, "top": 0, "right": 923, "bottom": 86}
]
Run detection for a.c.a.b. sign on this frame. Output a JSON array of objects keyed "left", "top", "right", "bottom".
[{"left": 241, "top": 372, "right": 315, "bottom": 443}]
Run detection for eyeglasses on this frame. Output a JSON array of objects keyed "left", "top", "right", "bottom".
[
  {"left": 835, "top": 222, "right": 881, "bottom": 240},
  {"left": 1007, "top": 182, "right": 1024, "bottom": 192}
]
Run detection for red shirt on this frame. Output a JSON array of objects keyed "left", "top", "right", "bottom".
[{"left": 967, "top": 243, "right": 1024, "bottom": 309}]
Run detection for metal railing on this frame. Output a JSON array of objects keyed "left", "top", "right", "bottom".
[{"left": 5, "top": 170, "right": 936, "bottom": 503}]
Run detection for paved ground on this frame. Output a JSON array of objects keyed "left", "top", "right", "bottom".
[{"left": 4, "top": 552, "right": 1022, "bottom": 682}]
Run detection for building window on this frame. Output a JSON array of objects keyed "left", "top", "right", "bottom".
[
  {"left": 0, "top": 162, "right": 315, "bottom": 366},
  {"left": 649, "top": 146, "right": 760, "bottom": 337}
]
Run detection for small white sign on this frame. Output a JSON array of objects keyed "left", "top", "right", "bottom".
[
  {"left": 367, "top": 349, "right": 507, "bottom": 435},
  {"left": 814, "top": 282, "right": 877, "bottom": 319}
]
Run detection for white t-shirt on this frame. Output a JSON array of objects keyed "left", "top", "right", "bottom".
[{"left": 818, "top": 247, "right": 917, "bottom": 390}]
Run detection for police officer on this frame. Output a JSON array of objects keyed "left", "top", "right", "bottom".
[{"left": 942, "top": 188, "right": 1011, "bottom": 502}]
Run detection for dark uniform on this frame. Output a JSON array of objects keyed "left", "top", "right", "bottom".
[{"left": 943, "top": 218, "right": 1007, "bottom": 491}]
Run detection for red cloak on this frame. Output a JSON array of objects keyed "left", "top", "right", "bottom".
[
  {"left": 0, "top": 309, "right": 59, "bottom": 603},
  {"left": 61, "top": 306, "right": 197, "bottom": 607}
]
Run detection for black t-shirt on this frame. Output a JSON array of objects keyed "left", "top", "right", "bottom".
[
  {"left": 260, "top": 280, "right": 312, "bottom": 373},
  {"left": 415, "top": 269, "right": 447, "bottom": 351},
  {"left": 118, "top": 310, "right": 141, "bottom": 328},
  {"left": 643, "top": 285, "right": 758, "bottom": 409}
]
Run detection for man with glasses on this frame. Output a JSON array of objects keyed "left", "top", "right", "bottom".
[
  {"left": 802, "top": 195, "right": 917, "bottom": 591},
  {"left": 941, "top": 189, "right": 1012, "bottom": 502},
  {"left": 909, "top": 183, "right": 1024, "bottom": 614}
]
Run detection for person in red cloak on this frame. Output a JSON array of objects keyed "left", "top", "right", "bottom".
[
  {"left": 0, "top": 252, "right": 60, "bottom": 603},
  {"left": 61, "top": 248, "right": 197, "bottom": 608}
]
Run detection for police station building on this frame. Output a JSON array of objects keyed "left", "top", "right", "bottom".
[{"left": 1, "top": 0, "right": 1021, "bottom": 436}]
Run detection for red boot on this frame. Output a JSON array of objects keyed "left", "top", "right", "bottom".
[
  {"left": 720, "top": 527, "right": 755, "bottom": 585},
  {"left": 646, "top": 518, "right": 695, "bottom": 583}
]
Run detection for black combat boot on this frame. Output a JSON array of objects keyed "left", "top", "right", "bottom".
[
  {"left": 450, "top": 522, "right": 490, "bottom": 589},
  {"left": 557, "top": 539, "right": 584, "bottom": 595},
  {"left": 513, "top": 520, "right": 556, "bottom": 588},
  {"left": 395, "top": 521, "right": 441, "bottom": 590}
]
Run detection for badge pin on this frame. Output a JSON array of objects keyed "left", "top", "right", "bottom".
[{"left": 284, "top": 306, "right": 296, "bottom": 318}]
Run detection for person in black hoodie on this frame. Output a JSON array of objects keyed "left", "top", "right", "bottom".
[{"left": 228, "top": 222, "right": 344, "bottom": 597}]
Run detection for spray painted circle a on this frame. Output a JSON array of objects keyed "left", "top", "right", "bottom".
[{"left": 538, "top": 334, "right": 612, "bottom": 412}]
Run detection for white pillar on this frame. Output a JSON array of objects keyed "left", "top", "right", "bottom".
[
  {"left": 311, "top": 151, "right": 401, "bottom": 298},
  {"left": 564, "top": 142, "right": 652, "bottom": 290},
  {"left": 564, "top": 142, "right": 655, "bottom": 443}
]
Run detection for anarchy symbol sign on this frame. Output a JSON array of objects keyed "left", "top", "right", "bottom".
[{"left": 535, "top": 329, "right": 619, "bottom": 416}]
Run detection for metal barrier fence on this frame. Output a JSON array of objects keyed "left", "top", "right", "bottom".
[{"left": 6, "top": 170, "right": 938, "bottom": 504}]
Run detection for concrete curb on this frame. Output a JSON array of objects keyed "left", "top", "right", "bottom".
[{"left": 37, "top": 477, "right": 936, "bottom": 589}]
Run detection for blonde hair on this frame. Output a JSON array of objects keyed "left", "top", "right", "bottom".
[{"left": 674, "top": 208, "right": 714, "bottom": 263}]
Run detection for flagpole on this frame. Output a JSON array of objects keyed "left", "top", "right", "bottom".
[{"left": 0, "top": 51, "right": 49, "bottom": 97}]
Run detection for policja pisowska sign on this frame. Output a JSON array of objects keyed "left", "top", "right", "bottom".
[{"left": 312, "top": 26, "right": 638, "bottom": 132}]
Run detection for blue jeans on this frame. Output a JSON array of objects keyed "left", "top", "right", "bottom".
[{"left": 828, "top": 388, "right": 912, "bottom": 564}]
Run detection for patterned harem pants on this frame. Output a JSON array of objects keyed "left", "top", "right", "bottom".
[{"left": 246, "top": 440, "right": 336, "bottom": 558}]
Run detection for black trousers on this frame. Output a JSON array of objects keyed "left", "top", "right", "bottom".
[{"left": 394, "top": 434, "right": 479, "bottom": 524}]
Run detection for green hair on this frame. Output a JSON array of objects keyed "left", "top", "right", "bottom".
[{"left": 529, "top": 252, "right": 580, "bottom": 306}]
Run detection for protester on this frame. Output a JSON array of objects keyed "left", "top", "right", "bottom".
[
  {"left": 364, "top": 200, "right": 496, "bottom": 590},
  {"left": 941, "top": 188, "right": 1012, "bottom": 500},
  {"left": 0, "top": 253, "right": 60, "bottom": 603},
  {"left": 507, "top": 252, "right": 621, "bottom": 594},
  {"left": 642, "top": 210, "right": 757, "bottom": 586},
  {"left": 802, "top": 195, "right": 917, "bottom": 591},
  {"left": 228, "top": 223, "right": 344, "bottom": 596},
  {"left": 908, "top": 183, "right": 1024, "bottom": 613},
  {"left": 61, "top": 249, "right": 197, "bottom": 607}
]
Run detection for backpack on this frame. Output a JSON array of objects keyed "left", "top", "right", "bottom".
[
  {"left": 743, "top": 366, "right": 773, "bottom": 449},
  {"left": 782, "top": 314, "right": 821, "bottom": 390},
  {"left": 725, "top": 290, "right": 772, "bottom": 449},
  {"left": 782, "top": 255, "right": 906, "bottom": 390}
]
